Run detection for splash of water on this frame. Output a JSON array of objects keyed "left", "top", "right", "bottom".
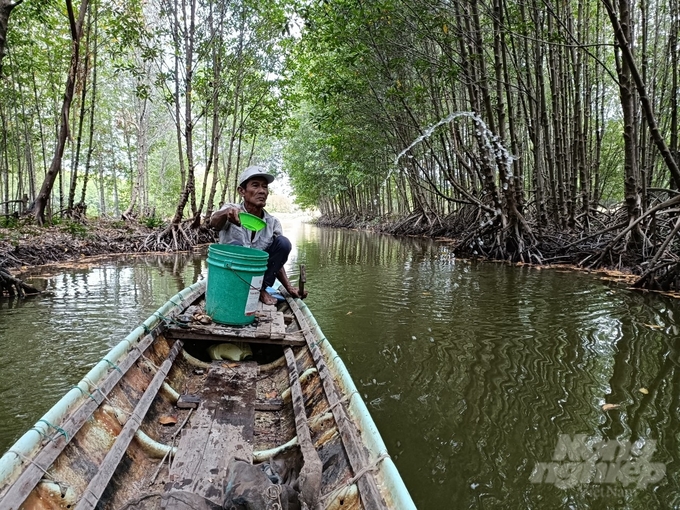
[{"left": 390, "top": 111, "right": 515, "bottom": 184}]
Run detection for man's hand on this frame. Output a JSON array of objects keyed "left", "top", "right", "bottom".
[
  {"left": 224, "top": 207, "right": 241, "bottom": 226},
  {"left": 285, "top": 285, "right": 308, "bottom": 300},
  {"left": 210, "top": 206, "right": 241, "bottom": 229}
]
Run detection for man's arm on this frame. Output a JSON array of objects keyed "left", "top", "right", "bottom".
[
  {"left": 210, "top": 206, "right": 241, "bottom": 230},
  {"left": 277, "top": 266, "right": 308, "bottom": 299}
]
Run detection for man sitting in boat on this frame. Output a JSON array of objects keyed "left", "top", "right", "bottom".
[{"left": 210, "top": 165, "right": 307, "bottom": 305}]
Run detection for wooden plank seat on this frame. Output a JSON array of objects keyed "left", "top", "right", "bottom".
[
  {"left": 164, "top": 308, "right": 303, "bottom": 346},
  {"left": 164, "top": 361, "right": 258, "bottom": 506}
]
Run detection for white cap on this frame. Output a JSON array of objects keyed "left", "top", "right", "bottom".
[{"left": 238, "top": 166, "right": 275, "bottom": 188}]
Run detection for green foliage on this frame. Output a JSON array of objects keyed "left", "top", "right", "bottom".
[
  {"left": 141, "top": 215, "right": 165, "bottom": 229},
  {"left": 59, "top": 221, "right": 90, "bottom": 238},
  {"left": 2, "top": 0, "right": 664, "bottom": 230},
  {"left": 598, "top": 120, "right": 626, "bottom": 205},
  {"left": 0, "top": 216, "right": 19, "bottom": 228}
]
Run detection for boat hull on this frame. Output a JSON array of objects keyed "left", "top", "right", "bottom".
[{"left": 0, "top": 280, "right": 416, "bottom": 509}]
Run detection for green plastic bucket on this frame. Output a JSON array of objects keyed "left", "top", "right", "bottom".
[{"left": 206, "top": 244, "right": 269, "bottom": 326}]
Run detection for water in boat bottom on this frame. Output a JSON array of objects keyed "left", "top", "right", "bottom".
[{"left": 0, "top": 221, "right": 679, "bottom": 509}]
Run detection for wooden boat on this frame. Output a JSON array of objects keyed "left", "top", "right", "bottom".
[{"left": 0, "top": 280, "right": 415, "bottom": 509}]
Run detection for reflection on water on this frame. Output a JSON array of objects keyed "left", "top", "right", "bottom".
[
  {"left": 297, "top": 227, "right": 680, "bottom": 508},
  {"left": 0, "top": 254, "right": 204, "bottom": 451},
  {"left": 1, "top": 225, "right": 680, "bottom": 508}
]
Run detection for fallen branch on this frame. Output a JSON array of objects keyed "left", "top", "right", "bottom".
[
  {"left": 589, "top": 194, "right": 680, "bottom": 267},
  {"left": 634, "top": 214, "right": 680, "bottom": 286},
  {"left": 0, "top": 269, "right": 40, "bottom": 298}
]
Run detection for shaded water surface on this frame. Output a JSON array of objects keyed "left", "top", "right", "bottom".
[{"left": 1, "top": 223, "right": 680, "bottom": 509}]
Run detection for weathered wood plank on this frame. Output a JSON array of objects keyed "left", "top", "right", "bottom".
[
  {"left": 284, "top": 347, "right": 322, "bottom": 508},
  {"left": 254, "top": 398, "right": 284, "bottom": 411},
  {"left": 255, "top": 311, "right": 272, "bottom": 339},
  {"left": 0, "top": 330, "right": 162, "bottom": 510},
  {"left": 164, "top": 326, "right": 305, "bottom": 346},
  {"left": 286, "top": 298, "right": 388, "bottom": 509},
  {"left": 270, "top": 311, "right": 286, "bottom": 339},
  {"left": 165, "top": 362, "right": 257, "bottom": 505},
  {"left": 74, "top": 340, "right": 184, "bottom": 510},
  {"left": 177, "top": 394, "right": 201, "bottom": 409}
]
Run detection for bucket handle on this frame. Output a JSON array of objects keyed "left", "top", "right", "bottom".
[{"left": 221, "top": 263, "right": 263, "bottom": 291}]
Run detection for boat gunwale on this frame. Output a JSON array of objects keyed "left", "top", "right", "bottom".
[{"left": 294, "top": 297, "right": 417, "bottom": 510}]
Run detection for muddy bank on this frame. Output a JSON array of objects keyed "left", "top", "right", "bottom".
[
  {"left": 1, "top": 213, "right": 678, "bottom": 298},
  {"left": 314, "top": 211, "right": 680, "bottom": 295},
  {"left": 0, "top": 219, "right": 215, "bottom": 272}
]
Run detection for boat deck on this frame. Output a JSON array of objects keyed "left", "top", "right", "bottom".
[
  {"left": 165, "top": 361, "right": 257, "bottom": 504},
  {"left": 164, "top": 304, "right": 305, "bottom": 346}
]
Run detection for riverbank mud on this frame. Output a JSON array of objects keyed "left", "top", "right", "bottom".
[
  {"left": 0, "top": 219, "right": 214, "bottom": 273},
  {"left": 314, "top": 211, "right": 680, "bottom": 298}
]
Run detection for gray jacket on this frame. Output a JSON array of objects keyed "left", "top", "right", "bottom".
[{"left": 217, "top": 203, "right": 282, "bottom": 250}]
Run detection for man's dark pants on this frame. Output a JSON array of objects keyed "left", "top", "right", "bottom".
[{"left": 262, "top": 235, "right": 292, "bottom": 288}]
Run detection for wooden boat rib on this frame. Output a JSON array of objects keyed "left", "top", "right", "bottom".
[{"left": 0, "top": 280, "right": 416, "bottom": 509}]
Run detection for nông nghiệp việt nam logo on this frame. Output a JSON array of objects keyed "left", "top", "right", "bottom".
[{"left": 530, "top": 434, "right": 665, "bottom": 490}]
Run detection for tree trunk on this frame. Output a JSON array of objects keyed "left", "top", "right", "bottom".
[
  {"left": 605, "top": 0, "right": 642, "bottom": 229},
  {"left": 97, "top": 152, "right": 105, "bottom": 216},
  {"left": 68, "top": 5, "right": 91, "bottom": 212},
  {"left": 0, "top": 0, "right": 23, "bottom": 77},
  {"left": 80, "top": 0, "right": 98, "bottom": 207},
  {"left": 0, "top": 107, "right": 7, "bottom": 216},
  {"left": 123, "top": 89, "right": 149, "bottom": 219},
  {"left": 30, "top": 0, "right": 89, "bottom": 225},
  {"left": 183, "top": 0, "right": 197, "bottom": 219},
  {"left": 170, "top": 0, "right": 197, "bottom": 226},
  {"left": 603, "top": 0, "right": 680, "bottom": 191},
  {"left": 671, "top": 0, "right": 679, "bottom": 190},
  {"left": 172, "top": 0, "right": 185, "bottom": 191}
]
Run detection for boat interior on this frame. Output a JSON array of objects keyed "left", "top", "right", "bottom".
[{"left": 0, "top": 288, "right": 391, "bottom": 510}]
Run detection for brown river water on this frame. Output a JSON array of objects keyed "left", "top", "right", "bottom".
[{"left": 1, "top": 221, "right": 679, "bottom": 509}]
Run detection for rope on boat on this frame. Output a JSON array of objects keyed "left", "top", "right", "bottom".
[
  {"left": 81, "top": 375, "right": 97, "bottom": 391},
  {"left": 327, "top": 390, "right": 359, "bottom": 413},
  {"left": 7, "top": 449, "right": 54, "bottom": 478},
  {"left": 311, "top": 335, "right": 327, "bottom": 348},
  {"left": 318, "top": 453, "right": 391, "bottom": 508},
  {"left": 72, "top": 385, "right": 98, "bottom": 403},
  {"left": 27, "top": 426, "right": 49, "bottom": 440},
  {"left": 266, "top": 484, "right": 283, "bottom": 510},
  {"left": 7, "top": 449, "right": 74, "bottom": 501},
  {"left": 153, "top": 311, "right": 187, "bottom": 328},
  {"left": 91, "top": 385, "right": 119, "bottom": 414},
  {"left": 103, "top": 359, "right": 123, "bottom": 374},
  {"left": 80, "top": 376, "right": 120, "bottom": 411},
  {"left": 140, "top": 353, "right": 161, "bottom": 371},
  {"left": 37, "top": 420, "right": 68, "bottom": 441}
]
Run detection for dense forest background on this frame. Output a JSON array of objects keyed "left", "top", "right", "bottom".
[{"left": 1, "top": 0, "right": 680, "bottom": 289}]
